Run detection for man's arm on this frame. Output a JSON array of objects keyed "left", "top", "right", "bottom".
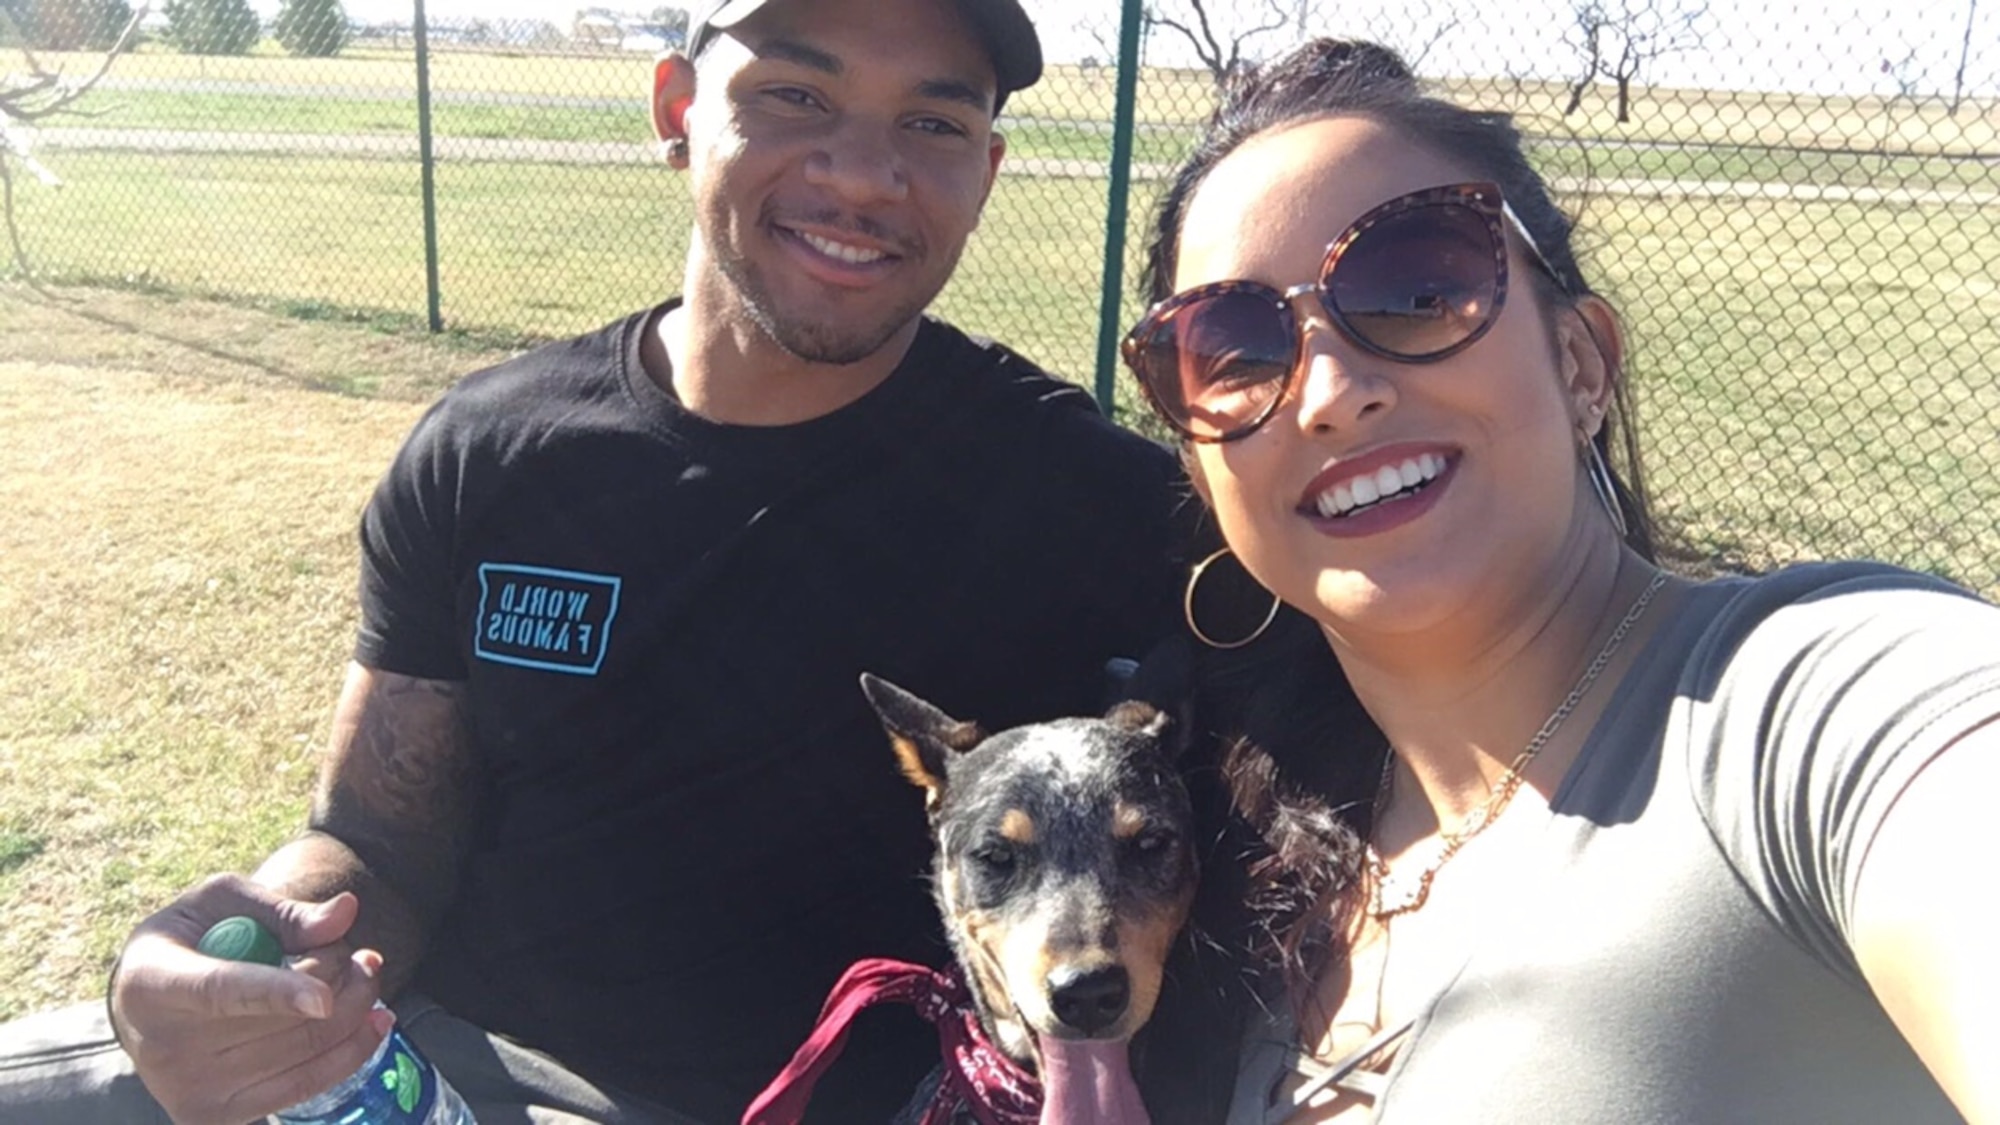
[
  {"left": 1852, "top": 717, "right": 2000, "bottom": 1124},
  {"left": 258, "top": 662, "right": 476, "bottom": 998},
  {"left": 109, "top": 662, "right": 476, "bottom": 1125}
]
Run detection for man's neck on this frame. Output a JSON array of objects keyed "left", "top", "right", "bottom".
[{"left": 647, "top": 288, "right": 920, "bottom": 428}]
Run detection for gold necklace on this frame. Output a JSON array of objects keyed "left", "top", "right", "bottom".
[{"left": 1366, "top": 570, "right": 1668, "bottom": 919}]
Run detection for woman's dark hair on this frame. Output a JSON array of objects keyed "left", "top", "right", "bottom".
[{"left": 1152, "top": 41, "right": 1661, "bottom": 1007}]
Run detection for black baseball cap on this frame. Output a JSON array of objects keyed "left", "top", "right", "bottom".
[{"left": 685, "top": 0, "right": 1043, "bottom": 112}]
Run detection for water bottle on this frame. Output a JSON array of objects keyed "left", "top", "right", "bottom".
[{"left": 197, "top": 916, "right": 476, "bottom": 1125}]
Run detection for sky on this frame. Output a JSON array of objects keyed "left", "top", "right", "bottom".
[{"left": 320, "top": 0, "right": 1998, "bottom": 100}]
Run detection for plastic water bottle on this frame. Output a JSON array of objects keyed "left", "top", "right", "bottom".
[{"left": 198, "top": 916, "right": 476, "bottom": 1125}]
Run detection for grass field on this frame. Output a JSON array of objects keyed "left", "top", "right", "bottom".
[
  {"left": 1595, "top": 198, "right": 2000, "bottom": 587},
  {"left": 3, "top": 39, "right": 1998, "bottom": 1022},
  {"left": 48, "top": 85, "right": 1999, "bottom": 193},
  {"left": 14, "top": 146, "right": 2000, "bottom": 509},
  {"left": 34, "top": 42, "right": 2000, "bottom": 147},
  {"left": 0, "top": 285, "right": 519, "bottom": 1018}
]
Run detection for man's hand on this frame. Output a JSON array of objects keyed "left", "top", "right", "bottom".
[{"left": 110, "top": 874, "right": 395, "bottom": 1125}]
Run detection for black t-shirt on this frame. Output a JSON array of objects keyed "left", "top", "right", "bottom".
[{"left": 354, "top": 304, "right": 1190, "bottom": 1122}]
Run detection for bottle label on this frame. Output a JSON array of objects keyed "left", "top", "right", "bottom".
[{"left": 276, "top": 1029, "right": 439, "bottom": 1125}]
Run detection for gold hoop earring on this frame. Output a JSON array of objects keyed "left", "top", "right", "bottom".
[
  {"left": 1584, "top": 440, "right": 1630, "bottom": 540},
  {"left": 1184, "top": 546, "right": 1280, "bottom": 650}
]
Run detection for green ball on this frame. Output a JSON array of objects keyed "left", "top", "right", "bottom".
[{"left": 197, "top": 916, "right": 284, "bottom": 966}]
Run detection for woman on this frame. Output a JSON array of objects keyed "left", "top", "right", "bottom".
[{"left": 1124, "top": 40, "right": 1999, "bottom": 1124}]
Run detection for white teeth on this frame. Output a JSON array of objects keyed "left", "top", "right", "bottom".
[
  {"left": 1308, "top": 454, "right": 1447, "bottom": 519},
  {"left": 797, "top": 230, "right": 887, "bottom": 264}
]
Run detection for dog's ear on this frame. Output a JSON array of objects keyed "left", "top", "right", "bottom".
[
  {"left": 859, "top": 674, "right": 985, "bottom": 809},
  {"left": 1103, "top": 638, "right": 1195, "bottom": 762},
  {"left": 1104, "top": 700, "right": 1188, "bottom": 762}
]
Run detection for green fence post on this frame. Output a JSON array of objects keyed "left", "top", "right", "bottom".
[
  {"left": 1092, "top": 0, "right": 1145, "bottom": 416},
  {"left": 413, "top": 0, "right": 443, "bottom": 333}
]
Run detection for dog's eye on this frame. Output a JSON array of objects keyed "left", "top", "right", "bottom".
[
  {"left": 1132, "top": 829, "right": 1178, "bottom": 856},
  {"left": 969, "top": 843, "right": 1017, "bottom": 872}
]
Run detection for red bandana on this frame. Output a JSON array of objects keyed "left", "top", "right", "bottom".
[{"left": 742, "top": 958, "right": 1042, "bottom": 1125}]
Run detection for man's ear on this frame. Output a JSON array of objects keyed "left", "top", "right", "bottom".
[
  {"left": 859, "top": 674, "right": 985, "bottom": 812},
  {"left": 982, "top": 130, "right": 1006, "bottom": 204},
  {"left": 652, "top": 52, "right": 697, "bottom": 166},
  {"left": 1558, "top": 295, "right": 1624, "bottom": 437}
]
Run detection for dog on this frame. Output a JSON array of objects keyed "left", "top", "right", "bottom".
[{"left": 743, "top": 668, "right": 1198, "bottom": 1125}]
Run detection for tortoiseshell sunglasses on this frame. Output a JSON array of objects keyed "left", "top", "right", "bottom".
[{"left": 1122, "top": 182, "right": 1563, "bottom": 443}]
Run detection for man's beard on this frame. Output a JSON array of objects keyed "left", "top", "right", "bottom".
[{"left": 715, "top": 242, "right": 934, "bottom": 366}]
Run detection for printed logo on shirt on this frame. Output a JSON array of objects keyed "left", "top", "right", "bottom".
[{"left": 473, "top": 563, "right": 622, "bottom": 675}]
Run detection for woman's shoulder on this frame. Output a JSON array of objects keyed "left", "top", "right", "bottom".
[
  {"left": 1679, "top": 559, "right": 1987, "bottom": 670},
  {"left": 1667, "top": 559, "right": 1996, "bottom": 757},
  {"left": 1695, "top": 557, "right": 1975, "bottom": 605},
  {"left": 1670, "top": 560, "right": 2000, "bottom": 974}
]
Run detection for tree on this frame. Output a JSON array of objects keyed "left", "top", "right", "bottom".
[
  {"left": 1, "top": 3, "right": 143, "bottom": 279},
  {"left": 11, "top": 0, "right": 134, "bottom": 49},
  {"left": 164, "top": 0, "right": 259, "bottom": 55},
  {"left": 1563, "top": 0, "right": 1709, "bottom": 124},
  {"left": 274, "top": 0, "right": 347, "bottom": 56},
  {"left": 1357, "top": 11, "right": 1463, "bottom": 75},
  {"left": 647, "top": 6, "right": 686, "bottom": 43},
  {"left": 1146, "top": 0, "right": 1289, "bottom": 86},
  {"left": 89, "top": 0, "right": 133, "bottom": 47}
]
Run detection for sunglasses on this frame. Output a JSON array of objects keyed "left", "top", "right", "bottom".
[{"left": 1123, "top": 182, "right": 1564, "bottom": 443}]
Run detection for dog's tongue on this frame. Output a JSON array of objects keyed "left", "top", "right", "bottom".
[{"left": 1035, "top": 1036, "right": 1150, "bottom": 1125}]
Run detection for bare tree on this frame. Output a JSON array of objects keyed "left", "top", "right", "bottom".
[
  {"left": 1564, "top": 1, "right": 1607, "bottom": 115},
  {"left": 1361, "top": 12, "right": 1464, "bottom": 75},
  {"left": 1079, "top": 9, "right": 1127, "bottom": 72},
  {"left": 1563, "top": 0, "right": 1709, "bottom": 123},
  {"left": 1146, "top": 0, "right": 1289, "bottom": 86},
  {"left": 1, "top": 5, "right": 142, "bottom": 280}
]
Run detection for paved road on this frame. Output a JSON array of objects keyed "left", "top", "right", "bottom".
[{"left": 28, "top": 126, "right": 2000, "bottom": 207}]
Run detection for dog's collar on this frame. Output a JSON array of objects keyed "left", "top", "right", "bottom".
[{"left": 743, "top": 958, "right": 1041, "bottom": 1125}]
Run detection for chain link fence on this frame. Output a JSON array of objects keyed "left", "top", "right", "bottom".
[{"left": 4, "top": 0, "right": 1996, "bottom": 592}]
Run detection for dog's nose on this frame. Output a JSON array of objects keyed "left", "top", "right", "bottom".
[{"left": 1046, "top": 964, "right": 1130, "bottom": 1035}]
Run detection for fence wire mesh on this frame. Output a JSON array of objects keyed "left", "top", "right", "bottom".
[{"left": 4, "top": 0, "right": 1997, "bottom": 591}]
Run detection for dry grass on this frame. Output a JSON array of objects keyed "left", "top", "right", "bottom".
[{"left": 0, "top": 283, "right": 519, "bottom": 1018}]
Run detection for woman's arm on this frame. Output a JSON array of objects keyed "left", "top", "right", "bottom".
[{"left": 1853, "top": 716, "right": 2000, "bottom": 1124}]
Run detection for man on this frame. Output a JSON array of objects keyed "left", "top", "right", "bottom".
[{"left": 0, "top": 0, "right": 1188, "bottom": 1121}]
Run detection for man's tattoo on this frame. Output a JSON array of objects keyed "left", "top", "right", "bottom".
[{"left": 310, "top": 671, "right": 475, "bottom": 903}]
